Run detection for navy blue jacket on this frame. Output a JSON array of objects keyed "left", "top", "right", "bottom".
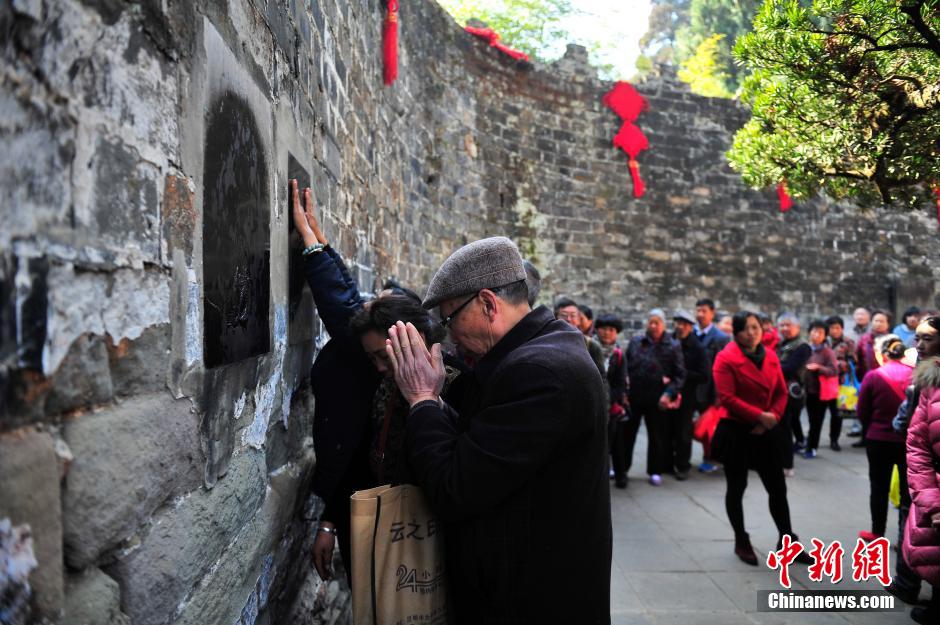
[{"left": 306, "top": 247, "right": 380, "bottom": 524}]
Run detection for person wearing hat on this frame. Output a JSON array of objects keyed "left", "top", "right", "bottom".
[
  {"left": 626, "top": 308, "right": 686, "bottom": 486},
  {"left": 595, "top": 313, "right": 631, "bottom": 488},
  {"left": 669, "top": 310, "right": 709, "bottom": 480},
  {"left": 383, "top": 237, "right": 612, "bottom": 624}
]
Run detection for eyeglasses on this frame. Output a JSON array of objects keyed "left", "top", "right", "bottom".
[{"left": 440, "top": 293, "right": 479, "bottom": 329}]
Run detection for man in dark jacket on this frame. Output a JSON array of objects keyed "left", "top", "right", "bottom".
[
  {"left": 626, "top": 308, "right": 686, "bottom": 486},
  {"left": 669, "top": 310, "right": 709, "bottom": 479},
  {"left": 386, "top": 237, "right": 611, "bottom": 625},
  {"left": 777, "top": 313, "right": 811, "bottom": 472},
  {"left": 694, "top": 298, "right": 731, "bottom": 409}
]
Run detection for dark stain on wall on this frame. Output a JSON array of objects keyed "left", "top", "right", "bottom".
[
  {"left": 202, "top": 92, "right": 271, "bottom": 369},
  {"left": 287, "top": 153, "right": 314, "bottom": 345}
]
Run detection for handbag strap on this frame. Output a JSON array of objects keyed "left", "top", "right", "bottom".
[{"left": 374, "top": 393, "right": 398, "bottom": 484}]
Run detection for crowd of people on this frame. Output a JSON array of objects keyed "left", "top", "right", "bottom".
[{"left": 292, "top": 179, "right": 940, "bottom": 625}]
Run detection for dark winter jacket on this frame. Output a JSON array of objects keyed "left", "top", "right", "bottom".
[
  {"left": 306, "top": 247, "right": 380, "bottom": 525},
  {"left": 406, "top": 306, "right": 612, "bottom": 624},
  {"left": 626, "top": 332, "right": 686, "bottom": 404},
  {"left": 676, "top": 332, "right": 708, "bottom": 394},
  {"left": 695, "top": 325, "right": 730, "bottom": 407},
  {"left": 777, "top": 337, "right": 811, "bottom": 384}
]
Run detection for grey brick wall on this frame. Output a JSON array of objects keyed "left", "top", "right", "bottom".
[{"left": 0, "top": 0, "right": 936, "bottom": 624}]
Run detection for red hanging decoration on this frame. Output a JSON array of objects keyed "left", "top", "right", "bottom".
[
  {"left": 603, "top": 81, "right": 649, "bottom": 198},
  {"left": 777, "top": 182, "right": 793, "bottom": 212},
  {"left": 464, "top": 26, "right": 530, "bottom": 61},
  {"left": 934, "top": 187, "right": 940, "bottom": 229},
  {"left": 383, "top": 0, "right": 399, "bottom": 85},
  {"left": 602, "top": 82, "right": 647, "bottom": 122}
]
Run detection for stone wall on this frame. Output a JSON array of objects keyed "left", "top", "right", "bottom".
[{"left": 1, "top": 0, "right": 937, "bottom": 624}]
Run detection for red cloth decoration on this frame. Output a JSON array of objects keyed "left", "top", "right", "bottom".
[
  {"left": 934, "top": 187, "right": 940, "bottom": 229},
  {"left": 464, "top": 26, "right": 530, "bottom": 61},
  {"left": 383, "top": 0, "right": 399, "bottom": 85},
  {"left": 603, "top": 81, "right": 649, "bottom": 198},
  {"left": 777, "top": 182, "right": 793, "bottom": 212}
]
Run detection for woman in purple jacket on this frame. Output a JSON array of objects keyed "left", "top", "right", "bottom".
[{"left": 856, "top": 335, "right": 914, "bottom": 542}]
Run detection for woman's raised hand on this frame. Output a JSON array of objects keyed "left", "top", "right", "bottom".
[{"left": 291, "top": 179, "right": 328, "bottom": 247}]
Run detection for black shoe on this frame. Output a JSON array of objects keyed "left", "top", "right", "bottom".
[
  {"left": 830, "top": 440, "right": 841, "bottom": 451},
  {"left": 884, "top": 581, "right": 920, "bottom": 605},
  {"left": 615, "top": 475, "right": 627, "bottom": 489},
  {"left": 778, "top": 534, "right": 814, "bottom": 565},
  {"left": 852, "top": 439, "right": 866, "bottom": 448},
  {"left": 735, "top": 532, "right": 759, "bottom": 566},
  {"left": 911, "top": 606, "right": 940, "bottom": 624},
  {"left": 675, "top": 470, "right": 689, "bottom": 481}
]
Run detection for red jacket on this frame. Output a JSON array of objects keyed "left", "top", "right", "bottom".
[{"left": 713, "top": 341, "right": 788, "bottom": 425}]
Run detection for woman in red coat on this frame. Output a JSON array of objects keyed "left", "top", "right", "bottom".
[{"left": 712, "top": 311, "right": 813, "bottom": 565}]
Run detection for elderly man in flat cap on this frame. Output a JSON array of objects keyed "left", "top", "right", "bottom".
[{"left": 384, "top": 237, "right": 612, "bottom": 625}]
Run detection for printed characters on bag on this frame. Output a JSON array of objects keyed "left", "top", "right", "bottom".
[
  {"left": 396, "top": 563, "right": 446, "bottom": 594},
  {"left": 390, "top": 518, "right": 438, "bottom": 542}
]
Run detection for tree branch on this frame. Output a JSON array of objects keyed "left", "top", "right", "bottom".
[{"left": 901, "top": 1, "right": 940, "bottom": 57}]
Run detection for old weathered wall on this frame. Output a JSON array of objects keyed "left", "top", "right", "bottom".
[{"left": 1, "top": 0, "right": 937, "bottom": 624}]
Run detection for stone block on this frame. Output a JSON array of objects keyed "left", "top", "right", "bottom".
[
  {"left": 62, "top": 392, "right": 203, "bottom": 568},
  {"left": 173, "top": 461, "right": 307, "bottom": 625},
  {"left": 45, "top": 334, "right": 114, "bottom": 416},
  {"left": 107, "top": 450, "right": 267, "bottom": 625},
  {"left": 0, "top": 427, "right": 64, "bottom": 619},
  {"left": 63, "top": 567, "right": 131, "bottom": 625},
  {"left": 106, "top": 323, "right": 171, "bottom": 397}
]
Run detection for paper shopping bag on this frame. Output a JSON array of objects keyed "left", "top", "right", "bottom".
[{"left": 350, "top": 484, "right": 448, "bottom": 625}]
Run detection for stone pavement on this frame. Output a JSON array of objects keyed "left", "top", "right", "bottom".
[{"left": 610, "top": 418, "right": 920, "bottom": 625}]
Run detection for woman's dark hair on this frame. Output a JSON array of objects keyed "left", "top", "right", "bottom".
[
  {"left": 881, "top": 335, "right": 907, "bottom": 360},
  {"left": 824, "top": 315, "right": 844, "bottom": 329},
  {"left": 381, "top": 279, "right": 422, "bottom": 305},
  {"left": 350, "top": 295, "right": 445, "bottom": 344},
  {"left": 921, "top": 315, "right": 940, "bottom": 332},
  {"left": 594, "top": 314, "right": 623, "bottom": 333},
  {"left": 731, "top": 310, "right": 761, "bottom": 335},
  {"left": 808, "top": 320, "right": 828, "bottom": 336},
  {"left": 902, "top": 306, "right": 922, "bottom": 320}
]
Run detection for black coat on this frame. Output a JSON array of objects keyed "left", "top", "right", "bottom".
[
  {"left": 305, "top": 248, "right": 380, "bottom": 531},
  {"left": 677, "top": 332, "right": 709, "bottom": 394},
  {"left": 407, "top": 307, "right": 611, "bottom": 624},
  {"left": 695, "top": 325, "right": 730, "bottom": 407}
]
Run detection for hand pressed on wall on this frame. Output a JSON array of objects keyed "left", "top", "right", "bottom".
[
  {"left": 385, "top": 321, "right": 445, "bottom": 407},
  {"left": 290, "top": 179, "right": 328, "bottom": 247}
]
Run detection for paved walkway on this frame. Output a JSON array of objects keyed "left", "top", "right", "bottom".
[{"left": 611, "top": 417, "right": 920, "bottom": 625}]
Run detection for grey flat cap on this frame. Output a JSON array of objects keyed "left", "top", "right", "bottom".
[
  {"left": 648, "top": 308, "right": 666, "bottom": 323},
  {"left": 673, "top": 309, "right": 696, "bottom": 325},
  {"left": 423, "top": 237, "right": 526, "bottom": 309}
]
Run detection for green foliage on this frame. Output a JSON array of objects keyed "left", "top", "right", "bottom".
[
  {"left": 436, "top": 0, "right": 576, "bottom": 61},
  {"left": 728, "top": 0, "right": 940, "bottom": 208},
  {"left": 678, "top": 34, "right": 735, "bottom": 97},
  {"left": 641, "top": 0, "right": 692, "bottom": 63}
]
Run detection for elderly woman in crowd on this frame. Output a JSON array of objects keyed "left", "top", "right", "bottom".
[
  {"left": 857, "top": 309, "right": 892, "bottom": 380},
  {"left": 857, "top": 335, "right": 914, "bottom": 543},
  {"left": 802, "top": 320, "right": 839, "bottom": 458},
  {"left": 712, "top": 311, "right": 813, "bottom": 565},
  {"left": 902, "top": 316, "right": 940, "bottom": 624}
]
